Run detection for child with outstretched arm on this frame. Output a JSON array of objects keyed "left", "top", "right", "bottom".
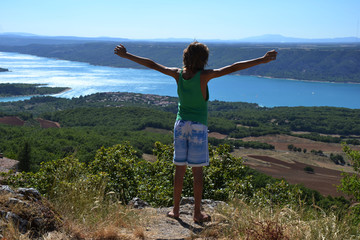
[{"left": 114, "top": 42, "right": 277, "bottom": 223}]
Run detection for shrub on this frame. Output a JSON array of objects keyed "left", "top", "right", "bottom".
[
  {"left": 304, "top": 166, "right": 314, "bottom": 173},
  {"left": 338, "top": 145, "right": 360, "bottom": 224}
]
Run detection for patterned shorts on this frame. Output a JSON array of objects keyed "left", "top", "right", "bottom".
[{"left": 173, "top": 120, "right": 209, "bottom": 167}]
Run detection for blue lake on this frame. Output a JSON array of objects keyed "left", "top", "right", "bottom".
[{"left": 0, "top": 51, "right": 359, "bottom": 108}]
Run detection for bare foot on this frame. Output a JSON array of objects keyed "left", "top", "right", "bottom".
[
  {"left": 167, "top": 210, "right": 180, "bottom": 219},
  {"left": 193, "top": 212, "right": 211, "bottom": 223}
]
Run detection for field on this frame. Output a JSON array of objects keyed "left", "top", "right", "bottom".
[
  {"left": 0, "top": 116, "right": 60, "bottom": 128},
  {"left": 232, "top": 134, "right": 360, "bottom": 197}
]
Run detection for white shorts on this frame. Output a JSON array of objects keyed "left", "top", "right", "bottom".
[{"left": 173, "top": 120, "right": 209, "bottom": 167}]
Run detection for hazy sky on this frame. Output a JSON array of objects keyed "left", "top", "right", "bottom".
[{"left": 1, "top": 0, "right": 359, "bottom": 40}]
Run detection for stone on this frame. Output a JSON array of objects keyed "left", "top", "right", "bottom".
[
  {"left": 16, "top": 187, "right": 41, "bottom": 200},
  {"left": 128, "top": 197, "right": 150, "bottom": 209},
  {"left": 0, "top": 185, "right": 15, "bottom": 194},
  {"left": 0, "top": 185, "right": 61, "bottom": 237}
]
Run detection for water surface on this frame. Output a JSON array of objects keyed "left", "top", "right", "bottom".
[{"left": 1, "top": 52, "right": 359, "bottom": 108}]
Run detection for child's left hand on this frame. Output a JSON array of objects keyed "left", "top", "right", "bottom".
[
  {"left": 114, "top": 44, "right": 127, "bottom": 57},
  {"left": 263, "top": 50, "right": 277, "bottom": 63}
]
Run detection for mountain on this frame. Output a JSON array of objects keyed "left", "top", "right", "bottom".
[
  {"left": 238, "top": 34, "right": 360, "bottom": 43},
  {"left": 0, "top": 33, "right": 359, "bottom": 45},
  {"left": 0, "top": 33, "right": 130, "bottom": 46}
]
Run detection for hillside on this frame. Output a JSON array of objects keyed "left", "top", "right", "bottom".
[
  {"left": 1, "top": 91, "right": 360, "bottom": 238},
  {"left": 1, "top": 42, "right": 360, "bottom": 82},
  {"left": 1, "top": 91, "right": 359, "bottom": 176}
]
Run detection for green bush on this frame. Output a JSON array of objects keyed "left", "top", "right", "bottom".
[
  {"left": 338, "top": 145, "right": 360, "bottom": 224},
  {"left": 4, "top": 142, "right": 349, "bottom": 213}
]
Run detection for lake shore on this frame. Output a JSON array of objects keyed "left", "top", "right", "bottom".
[
  {"left": 247, "top": 74, "right": 360, "bottom": 85},
  {"left": 0, "top": 84, "right": 71, "bottom": 98}
]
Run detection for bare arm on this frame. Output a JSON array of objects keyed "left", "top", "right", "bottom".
[
  {"left": 114, "top": 44, "right": 179, "bottom": 80},
  {"left": 203, "top": 50, "right": 277, "bottom": 83}
]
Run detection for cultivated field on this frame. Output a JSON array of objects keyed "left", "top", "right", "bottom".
[{"left": 232, "top": 134, "right": 360, "bottom": 197}]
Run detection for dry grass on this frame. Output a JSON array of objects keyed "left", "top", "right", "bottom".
[
  {"left": 0, "top": 185, "right": 142, "bottom": 239},
  {"left": 58, "top": 199, "right": 142, "bottom": 240},
  {"left": 199, "top": 199, "right": 360, "bottom": 240}
]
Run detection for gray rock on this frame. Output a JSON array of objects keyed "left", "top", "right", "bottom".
[
  {"left": 128, "top": 197, "right": 150, "bottom": 209},
  {"left": 8, "top": 197, "right": 28, "bottom": 208},
  {"left": 4, "top": 211, "right": 28, "bottom": 234},
  {"left": 180, "top": 197, "right": 226, "bottom": 208},
  {"left": 16, "top": 187, "right": 41, "bottom": 200},
  {"left": 0, "top": 185, "right": 15, "bottom": 194}
]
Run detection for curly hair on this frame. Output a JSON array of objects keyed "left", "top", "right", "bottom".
[{"left": 183, "top": 41, "right": 209, "bottom": 73}]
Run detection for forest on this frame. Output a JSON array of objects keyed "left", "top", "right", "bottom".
[
  {"left": 0, "top": 83, "right": 69, "bottom": 97},
  {"left": 1, "top": 92, "right": 360, "bottom": 172},
  {"left": 1, "top": 41, "right": 360, "bottom": 82}
]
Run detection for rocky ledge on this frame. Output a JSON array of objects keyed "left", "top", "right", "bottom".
[{"left": 0, "top": 185, "right": 62, "bottom": 238}]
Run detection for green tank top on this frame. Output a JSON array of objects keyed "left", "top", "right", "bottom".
[{"left": 176, "top": 69, "right": 209, "bottom": 126}]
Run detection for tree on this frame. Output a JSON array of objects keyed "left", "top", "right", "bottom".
[
  {"left": 304, "top": 166, "right": 314, "bottom": 174},
  {"left": 17, "top": 141, "right": 31, "bottom": 172},
  {"left": 338, "top": 145, "right": 360, "bottom": 223}
]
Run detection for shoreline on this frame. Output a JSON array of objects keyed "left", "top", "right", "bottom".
[
  {"left": 236, "top": 74, "right": 360, "bottom": 85},
  {"left": 0, "top": 87, "right": 71, "bottom": 98}
]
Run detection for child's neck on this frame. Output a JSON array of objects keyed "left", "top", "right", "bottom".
[{"left": 183, "top": 68, "right": 197, "bottom": 80}]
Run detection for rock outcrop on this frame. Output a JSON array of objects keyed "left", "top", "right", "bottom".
[{"left": 0, "top": 185, "right": 62, "bottom": 238}]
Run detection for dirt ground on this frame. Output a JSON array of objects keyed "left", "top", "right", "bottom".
[
  {"left": 36, "top": 118, "right": 61, "bottom": 128},
  {"left": 0, "top": 157, "right": 18, "bottom": 173},
  {"left": 0, "top": 116, "right": 61, "bottom": 128},
  {"left": 245, "top": 154, "right": 344, "bottom": 197},
  {"left": 0, "top": 116, "right": 25, "bottom": 126},
  {"left": 243, "top": 134, "right": 360, "bottom": 153}
]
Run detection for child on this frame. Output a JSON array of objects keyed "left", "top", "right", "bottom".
[{"left": 114, "top": 42, "right": 277, "bottom": 223}]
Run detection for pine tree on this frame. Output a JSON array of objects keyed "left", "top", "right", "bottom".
[{"left": 18, "top": 141, "right": 31, "bottom": 172}]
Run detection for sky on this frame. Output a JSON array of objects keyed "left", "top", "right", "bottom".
[{"left": 0, "top": 0, "right": 359, "bottom": 40}]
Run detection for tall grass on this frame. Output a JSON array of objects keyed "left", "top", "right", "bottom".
[
  {"left": 1, "top": 174, "right": 141, "bottom": 239},
  {"left": 200, "top": 199, "right": 360, "bottom": 240},
  {"left": 47, "top": 175, "right": 142, "bottom": 239}
]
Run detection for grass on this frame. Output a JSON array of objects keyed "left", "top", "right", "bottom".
[
  {"left": 199, "top": 199, "right": 360, "bottom": 240},
  {"left": 0, "top": 178, "right": 142, "bottom": 239},
  {"left": 2, "top": 193, "right": 359, "bottom": 239}
]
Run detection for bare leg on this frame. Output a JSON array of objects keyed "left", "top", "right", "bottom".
[
  {"left": 192, "top": 166, "right": 210, "bottom": 222},
  {"left": 168, "top": 165, "right": 187, "bottom": 218}
]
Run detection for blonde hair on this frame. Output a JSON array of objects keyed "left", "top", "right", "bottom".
[{"left": 183, "top": 41, "right": 209, "bottom": 73}]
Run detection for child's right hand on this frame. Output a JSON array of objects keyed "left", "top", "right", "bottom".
[
  {"left": 263, "top": 50, "right": 277, "bottom": 63},
  {"left": 114, "top": 44, "right": 127, "bottom": 57}
]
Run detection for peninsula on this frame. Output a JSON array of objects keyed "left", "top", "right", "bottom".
[{"left": 0, "top": 83, "right": 70, "bottom": 97}]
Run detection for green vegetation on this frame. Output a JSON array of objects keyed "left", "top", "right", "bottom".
[
  {"left": 3, "top": 142, "right": 357, "bottom": 239},
  {"left": 330, "top": 153, "right": 346, "bottom": 165},
  {"left": 304, "top": 166, "right": 315, "bottom": 173},
  {"left": 0, "top": 83, "right": 69, "bottom": 97},
  {"left": 1, "top": 92, "right": 359, "bottom": 172},
  {"left": 0, "top": 106, "right": 174, "bottom": 171},
  {"left": 1, "top": 42, "right": 360, "bottom": 82},
  {"left": 215, "top": 106, "right": 360, "bottom": 137},
  {"left": 339, "top": 145, "right": 360, "bottom": 224},
  {"left": 3, "top": 143, "right": 348, "bottom": 210},
  {"left": 1, "top": 90, "right": 360, "bottom": 238}
]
